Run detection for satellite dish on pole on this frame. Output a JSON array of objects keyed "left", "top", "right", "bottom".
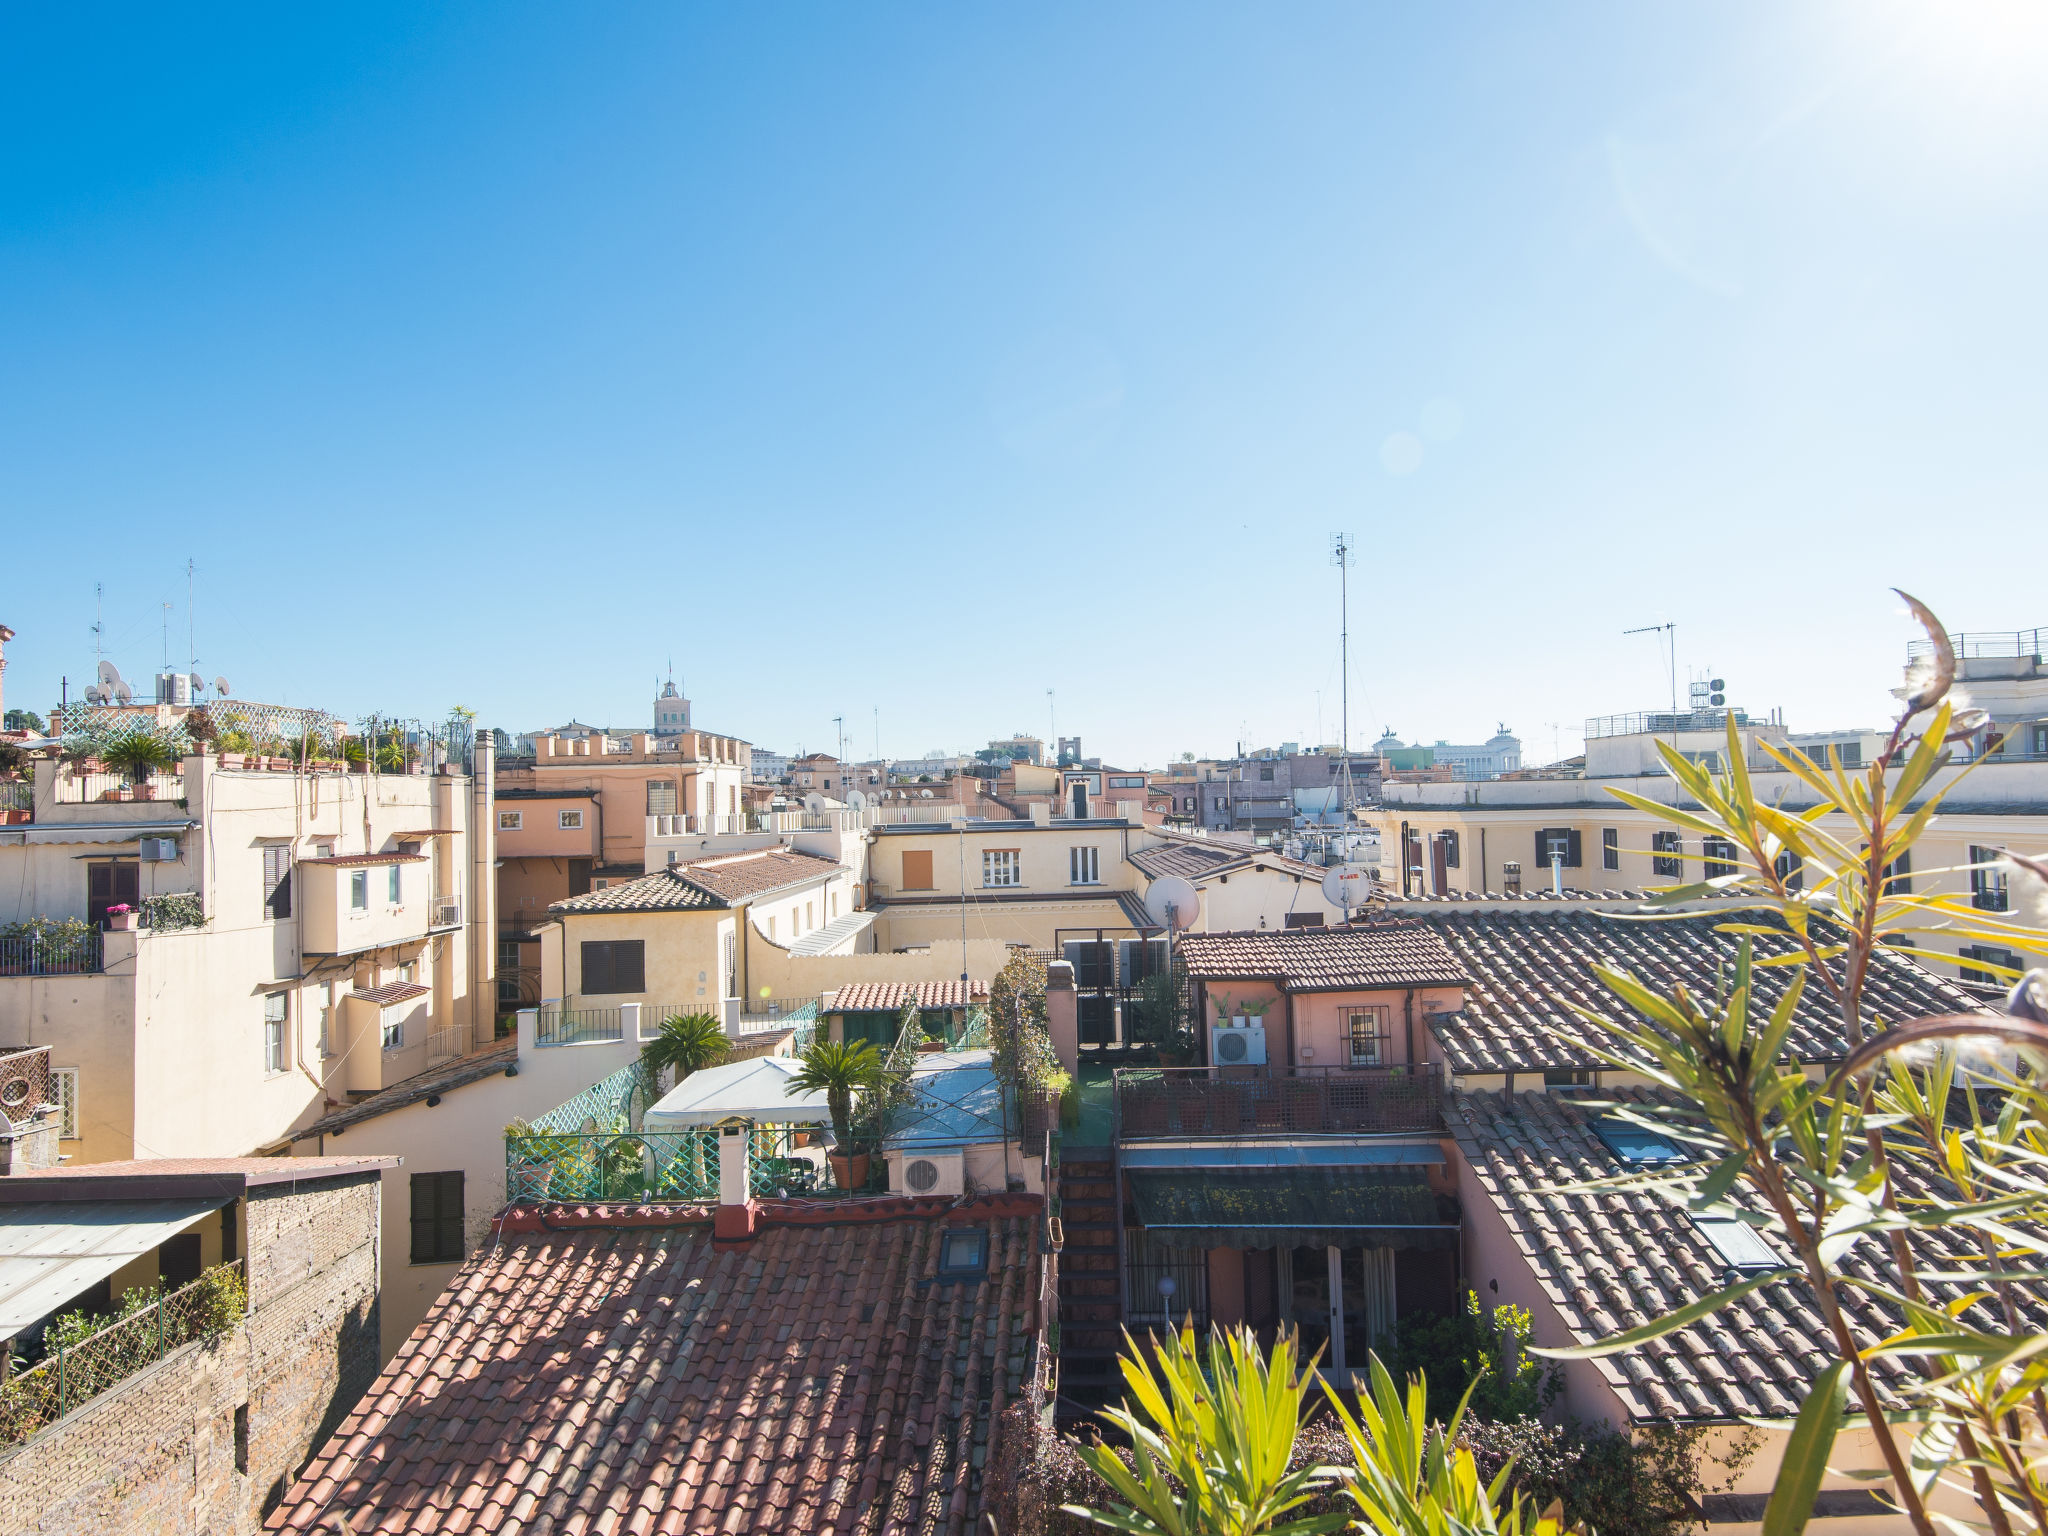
[
  {"left": 84, "top": 686, "right": 103, "bottom": 704},
  {"left": 213, "top": 677, "right": 231, "bottom": 697},
  {"left": 97, "top": 661, "right": 124, "bottom": 694},
  {"left": 1321, "top": 864, "right": 1376, "bottom": 911},
  {"left": 188, "top": 672, "right": 204, "bottom": 697},
  {"left": 804, "top": 792, "right": 827, "bottom": 813},
  {"left": 1145, "top": 875, "right": 1201, "bottom": 931},
  {"left": 114, "top": 682, "right": 133, "bottom": 704},
  {"left": 847, "top": 789, "right": 868, "bottom": 811}
]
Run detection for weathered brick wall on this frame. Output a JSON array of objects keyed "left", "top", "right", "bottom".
[{"left": 0, "top": 1173, "right": 383, "bottom": 1536}]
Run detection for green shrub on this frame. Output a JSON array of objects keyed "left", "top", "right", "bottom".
[
  {"left": 1385, "top": 1288, "right": 1560, "bottom": 1425},
  {"left": 1459, "top": 1417, "right": 1759, "bottom": 1536}
]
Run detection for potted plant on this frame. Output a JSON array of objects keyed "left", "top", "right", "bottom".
[
  {"left": 785, "top": 1039, "right": 883, "bottom": 1190},
  {"left": 105, "top": 904, "right": 138, "bottom": 931},
  {"left": 639, "top": 1010, "right": 731, "bottom": 1092},
  {"left": 101, "top": 730, "right": 172, "bottom": 797}
]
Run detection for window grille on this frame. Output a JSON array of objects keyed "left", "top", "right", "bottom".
[
  {"left": 1345, "top": 1007, "right": 1391, "bottom": 1066},
  {"left": 1652, "top": 832, "right": 1682, "bottom": 878},
  {"left": 1971, "top": 847, "right": 2010, "bottom": 912},
  {"left": 53, "top": 1068, "right": 78, "bottom": 1140}
]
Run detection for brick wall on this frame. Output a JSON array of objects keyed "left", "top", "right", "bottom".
[{"left": 0, "top": 1172, "right": 384, "bottom": 1536}]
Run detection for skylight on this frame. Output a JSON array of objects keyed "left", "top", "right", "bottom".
[
  {"left": 1591, "top": 1116, "right": 1687, "bottom": 1166},
  {"left": 1694, "top": 1217, "right": 1780, "bottom": 1273},
  {"left": 937, "top": 1228, "right": 987, "bottom": 1276}
]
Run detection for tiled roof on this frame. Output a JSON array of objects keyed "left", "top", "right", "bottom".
[
  {"left": 352, "top": 981, "right": 432, "bottom": 1006},
  {"left": 552, "top": 849, "right": 843, "bottom": 915},
  {"left": 1173, "top": 923, "right": 1469, "bottom": 993},
  {"left": 1449, "top": 1088, "right": 2048, "bottom": 1422},
  {"left": 1129, "top": 842, "right": 1242, "bottom": 880},
  {"left": 0, "top": 1156, "right": 397, "bottom": 1204},
  {"left": 829, "top": 980, "right": 990, "bottom": 1012},
  {"left": 1407, "top": 909, "right": 1990, "bottom": 1075},
  {"left": 268, "top": 1196, "right": 1047, "bottom": 1535},
  {"left": 295, "top": 1039, "right": 518, "bottom": 1141}
]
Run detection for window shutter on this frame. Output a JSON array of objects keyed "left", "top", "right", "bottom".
[
  {"left": 615, "top": 941, "right": 645, "bottom": 993},
  {"left": 409, "top": 1172, "right": 439, "bottom": 1264},
  {"left": 901, "top": 850, "right": 933, "bottom": 890},
  {"left": 1566, "top": 830, "right": 1583, "bottom": 868},
  {"left": 581, "top": 941, "right": 614, "bottom": 994},
  {"left": 437, "top": 1172, "right": 464, "bottom": 1261},
  {"left": 1535, "top": 830, "right": 1550, "bottom": 869}
]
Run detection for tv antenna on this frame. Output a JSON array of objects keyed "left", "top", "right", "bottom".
[
  {"left": 1330, "top": 533, "right": 1356, "bottom": 813},
  {"left": 91, "top": 582, "right": 104, "bottom": 673},
  {"left": 831, "top": 714, "right": 844, "bottom": 764},
  {"left": 1623, "top": 623, "right": 1678, "bottom": 714}
]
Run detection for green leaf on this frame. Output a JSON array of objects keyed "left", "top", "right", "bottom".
[
  {"left": 1532, "top": 1268, "right": 1797, "bottom": 1358},
  {"left": 1762, "top": 1359, "right": 1850, "bottom": 1536},
  {"left": 1688, "top": 1148, "right": 1752, "bottom": 1212}
]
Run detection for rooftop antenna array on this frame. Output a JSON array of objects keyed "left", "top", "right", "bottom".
[{"left": 1329, "top": 532, "right": 1356, "bottom": 814}]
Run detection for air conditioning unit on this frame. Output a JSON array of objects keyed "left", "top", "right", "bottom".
[
  {"left": 1209, "top": 1023, "right": 1267, "bottom": 1066},
  {"left": 889, "top": 1148, "right": 965, "bottom": 1196},
  {"left": 138, "top": 837, "right": 179, "bottom": 862}
]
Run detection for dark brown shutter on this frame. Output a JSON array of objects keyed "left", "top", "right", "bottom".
[
  {"left": 615, "top": 941, "right": 645, "bottom": 993},
  {"left": 1566, "top": 830, "right": 1583, "bottom": 868},
  {"left": 581, "top": 940, "right": 614, "bottom": 994}
]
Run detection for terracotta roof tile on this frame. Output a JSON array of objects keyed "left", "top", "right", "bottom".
[
  {"left": 1449, "top": 1087, "right": 2048, "bottom": 1423},
  {"left": 552, "top": 850, "right": 843, "bottom": 915},
  {"left": 265, "top": 1196, "right": 1048, "bottom": 1536},
  {"left": 1405, "top": 910, "right": 1990, "bottom": 1075},
  {"left": 1173, "top": 923, "right": 1468, "bottom": 992},
  {"left": 828, "top": 980, "right": 990, "bottom": 1012}
]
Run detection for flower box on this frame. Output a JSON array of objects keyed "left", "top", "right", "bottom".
[
  {"left": 107, "top": 911, "right": 139, "bottom": 931},
  {"left": 134, "top": 783, "right": 156, "bottom": 802},
  {"left": 219, "top": 753, "right": 248, "bottom": 771}
]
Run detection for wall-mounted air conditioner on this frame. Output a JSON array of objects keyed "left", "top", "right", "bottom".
[
  {"left": 888, "top": 1147, "right": 965, "bottom": 1196},
  {"left": 1209, "top": 1023, "right": 1266, "bottom": 1066},
  {"left": 138, "top": 837, "right": 180, "bottom": 862}
]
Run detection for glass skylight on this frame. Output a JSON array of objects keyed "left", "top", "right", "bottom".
[
  {"left": 1591, "top": 1116, "right": 1688, "bottom": 1166},
  {"left": 1694, "top": 1217, "right": 1780, "bottom": 1273}
]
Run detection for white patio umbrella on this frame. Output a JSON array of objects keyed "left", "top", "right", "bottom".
[{"left": 642, "top": 1055, "right": 834, "bottom": 1131}]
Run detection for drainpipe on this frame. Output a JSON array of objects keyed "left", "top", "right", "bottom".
[
  {"left": 1284, "top": 992, "right": 1296, "bottom": 1075},
  {"left": 1403, "top": 988, "right": 1415, "bottom": 1066},
  {"left": 472, "top": 730, "right": 496, "bottom": 1044}
]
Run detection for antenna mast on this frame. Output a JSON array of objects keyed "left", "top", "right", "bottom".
[
  {"left": 186, "top": 558, "right": 198, "bottom": 674},
  {"left": 1330, "top": 533, "right": 1355, "bottom": 814},
  {"left": 1623, "top": 622, "right": 1678, "bottom": 713},
  {"left": 92, "top": 582, "right": 104, "bottom": 674}
]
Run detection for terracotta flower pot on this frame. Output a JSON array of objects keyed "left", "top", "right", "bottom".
[
  {"left": 827, "top": 1150, "right": 870, "bottom": 1192},
  {"left": 133, "top": 783, "right": 155, "bottom": 801}
]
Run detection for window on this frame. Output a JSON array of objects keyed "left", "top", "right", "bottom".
[
  {"left": 262, "top": 844, "right": 293, "bottom": 919},
  {"left": 1593, "top": 1116, "right": 1686, "bottom": 1165},
  {"left": 409, "top": 1171, "right": 466, "bottom": 1264},
  {"left": 1259, "top": 764, "right": 1274, "bottom": 781},
  {"left": 1961, "top": 946, "right": 2022, "bottom": 988},
  {"left": 1069, "top": 846, "right": 1100, "bottom": 885},
  {"left": 388, "top": 864, "right": 403, "bottom": 904},
  {"left": 767, "top": 916, "right": 776, "bottom": 939},
  {"left": 899, "top": 849, "right": 935, "bottom": 892},
  {"left": 1774, "top": 849, "right": 1804, "bottom": 891},
  {"left": 1111, "top": 776, "right": 1145, "bottom": 788},
  {"left": 1544, "top": 1068, "right": 1592, "bottom": 1087},
  {"left": 1344, "top": 1007, "right": 1392, "bottom": 1067},
  {"left": 53, "top": 1067, "right": 78, "bottom": 1140},
  {"left": 1534, "top": 828, "right": 1580, "bottom": 869},
  {"left": 1881, "top": 850, "right": 1913, "bottom": 895},
  {"left": 805, "top": 901, "right": 814, "bottom": 931},
  {"left": 1440, "top": 831, "right": 1460, "bottom": 869},
  {"left": 1702, "top": 838, "right": 1740, "bottom": 879},
  {"left": 380, "top": 1008, "right": 404, "bottom": 1049},
  {"left": 497, "top": 810, "right": 523, "bottom": 831},
  {"left": 399, "top": 960, "right": 417, "bottom": 983},
  {"left": 1602, "top": 829, "right": 1620, "bottom": 871},
  {"left": 936, "top": 1227, "right": 987, "bottom": 1276},
  {"left": 1695, "top": 1217, "right": 1780, "bottom": 1274},
  {"left": 263, "top": 993, "right": 287, "bottom": 1075},
  {"left": 315, "top": 981, "right": 335, "bottom": 1056},
  {"left": 646, "top": 780, "right": 677, "bottom": 815},
  {"left": 1652, "top": 831, "right": 1683, "bottom": 878},
  {"left": 983, "top": 850, "right": 1021, "bottom": 888},
  {"left": 1971, "top": 847, "right": 2010, "bottom": 912},
  {"left": 580, "top": 939, "right": 645, "bottom": 994},
  {"left": 559, "top": 809, "right": 584, "bottom": 831},
  {"left": 350, "top": 870, "right": 369, "bottom": 910}
]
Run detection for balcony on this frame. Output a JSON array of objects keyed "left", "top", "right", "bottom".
[
  {"left": 297, "top": 859, "right": 432, "bottom": 957},
  {"left": 0, "top": 924, "right": 104, "bottom": 976},
  {"left": 1113, "top": 1064, "right": 1444, "bottom": 1139},
  {"left": 50, "top": 770, "right": 185, "bottom": 805}
]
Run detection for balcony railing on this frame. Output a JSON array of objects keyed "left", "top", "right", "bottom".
[
  {"left": 533, "top": 1001, "right": 691, "bottom": 1047},
  {"left": 1113, "top": 1063, "right": 1444, "bottom": 1139},
  {"left": 0, "top": 928, "right": 104, "bottom": 976},
  {"left": 0, "top": 1260, "right": 245, "bottom": 1449},
  {"left": 505, "top": 1127, "right": 874, "bottom": 1204},
  {"left": 1912, "top": 627, "right": 2043, "bottom": 662},
  {"left": 51, "top": 771, "right": 185, "bottom": 805}
]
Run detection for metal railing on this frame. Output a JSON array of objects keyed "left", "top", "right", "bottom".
[
  {"left": 734, "top": 998, "right": 819, "bottom": 1036},
  {"left": 1912, "top": 628, "right": 2044, "bottom": 662},
  {"left": 504, "top": 1126, "right": 867, "bottom": 1203},
  {"left": 424, "top": 1023, "right": 472, "bottom": 1062},
  {"left": 0, "top": 928, "right": 105, "bottom": 976},
  {"left": 0, "top": 1261, "right": 245, "bottom": 1449},
  {"left": 0, "top": 781, "right": 31, "bottom": 812},
  {"left": 1113, "top": 1063, "right": 1444, "bottom": 1138},
  {"left": 1584, "top": 710, "right": 1750, "bottom": 740},
  {"left": 50, "top": 771, "right": 185, "bottom": 804},
  {"left": 535, "top": 1006, "right": 627, "bottom": 1046}
]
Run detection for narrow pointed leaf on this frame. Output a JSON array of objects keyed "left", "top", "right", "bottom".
[{"left": 1762, "top": 1359, "right": 1850, "bottom": 1536}]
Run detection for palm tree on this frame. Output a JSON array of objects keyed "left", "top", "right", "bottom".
[
  {"left": 100, "top": 731, "right": 173, "bottom": 786},
  {"left": 784, "top": 1039, "right": 882, "bottom": 1156},
  {"left": 640, "top": 1011, "right": 730, "bottom": 1089}
]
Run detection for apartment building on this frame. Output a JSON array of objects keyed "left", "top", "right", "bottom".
[
  {"left": 1366, "top": 627, "right": 2048, "bottom": 993},
  {"left": 0, "top": 741, "right": 497, "bottom": 1168},
  {"left": 1173, "top": 749, "right": 1383, "bottom": 835}
]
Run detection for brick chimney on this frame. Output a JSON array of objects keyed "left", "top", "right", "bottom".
[{"left": 712, "top": 1126, "right": 758, "bottom": 1249}]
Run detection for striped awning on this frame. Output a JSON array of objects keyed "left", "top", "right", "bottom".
[{"left": 1127, "top": 1167, "right": 1459, "bottom": 1252}]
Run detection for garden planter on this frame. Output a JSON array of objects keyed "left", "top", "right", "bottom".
[
  {"left": 827, "top": 1149, "right": 871, "bottom": 1191},
  {"left": 219, "top": 753, "right": 248, "bottom": 771},
  {"left": 507, "top": 1163, "right": 555, "bottom": 1203},
  {"left": 0, "top": 810, "right": 29, "bottom": 826},
  {"left": 133, "top": 783, "right": 155, "bottom": 801},
  {"left": 107, "top": 912, "right": 139, "bottom": 931}
]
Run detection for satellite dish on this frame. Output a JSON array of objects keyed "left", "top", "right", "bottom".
[
  {"left": 214, "top": 677, "right": 231, "bottom": 697},
  {"left": 188, "top": 672, "right": 204, "bottom": 696},
  {"left": 1321, "top": 864, "right": 1376, "bottom": 910},
  {"left": 847, "top": 790, "right": 867, "bottom": 810},
  {"left": 919, "top": 788, "right": 933, "bottom": 798},
  {"left": 84, "top": 686, "right": 103, "bottom": 704},
  {"left": 114, "top": 682, "right": 133, "bottom": 704},
  {"left": 804, "top": 793, "right": 827, "bottom": 813},
  {"left": 97, "top": 661, "right": 124, "bottom": 692},
  {"left": 1145, "top": 875, "right": 1201, "bottom": 931}
]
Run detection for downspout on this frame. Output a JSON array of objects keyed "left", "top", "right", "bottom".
[
  {"left": 1403, "top": 988, "right": 1416, "bottom": 1067},
  {"left": 1479, "top": 827, "right": 1487, "bottom": 897},
  {"left": 1284, "top": 991, "right": 1296, "bottom": 1074}
]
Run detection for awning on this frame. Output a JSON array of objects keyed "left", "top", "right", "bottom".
[
  {"left": 0, "top": 1198, "right": 226, "bottom": 1337},
  {"left": 643, "top": 1056, "right": 834, "bottom": 1129},
  {"left": 1121, "top": 1142, "right": 1445, "bottom": 1171},
  {"left": 1127, "top": 1167, "right": 1458, "bottom": 1252}
]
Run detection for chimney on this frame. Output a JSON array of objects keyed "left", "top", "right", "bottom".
[
  {"left": 712, "top": 1126, "right": 758, "bottom": 1248},
  {"left": 1029, "top": 802, "right": 1050, "bottom": 828}
]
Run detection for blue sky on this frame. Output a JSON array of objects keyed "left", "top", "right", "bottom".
[{"left": 3, "top": 5, "right": 2044, "bottom": 766}]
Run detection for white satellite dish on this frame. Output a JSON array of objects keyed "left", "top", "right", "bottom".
[
  {"left": 97, "top": 661, "right": 124, "bottom": 693},
  {"left": 114, "top": 682, "right": 133, "bottom": 704},
  {"left": 1321, "top": 864, "right": 1377, "bottom": 911},
  {"left": 84, "top": 686, "right": 103, "bottom": 704},
  {"left": 847, "top": 790, "right": 867, "bottom": 810},
  {"left": 214, "top": 677, "right": 231, "bottom": 697},
  {"left": 804, "top": 792, "right": 827, "bottom": 813},
  {"left": 188, "top": 672, "right": 204, "bottom": 696},
  {"left": 1145, "top": 875, "right": 1201, "bottom": 931}
]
